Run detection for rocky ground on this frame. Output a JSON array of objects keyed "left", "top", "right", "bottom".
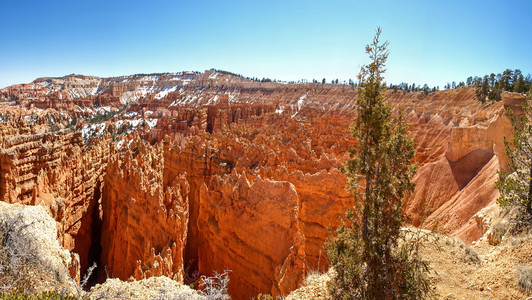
[{"left": 287, "top": 226, "right": 532, "bottom": 300}]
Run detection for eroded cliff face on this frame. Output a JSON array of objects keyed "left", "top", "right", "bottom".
[
  {"left": 198, "top": 173, "right": 305, "bottom": 299},
  {"left": 0, "top": 122, "right": 110, "bottom": 273},
  {"left": 0, "top": 72, "right": 525, "bottom": 299},
  {"left": 100, "top": 136, "right": 189, "bottom": 282},
  {"left": 401, "top": 91, "right": 521, "bottom": 243}
]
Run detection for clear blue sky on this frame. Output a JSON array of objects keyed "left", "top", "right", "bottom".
[{"left": 1, "top": 0, "right": 531, "bottom": 89}]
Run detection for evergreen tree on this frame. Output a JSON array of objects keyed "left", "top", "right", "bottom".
[
  {"left": 422, "top": 84, "right": 430, "bottom": 94},
  {"left": 476, "top": 76, "right": 489, "bottom": 103},
  {"left": 489, "top": 73, "right": 496, "bottom": 87},
  {"left": 515, "top": 74, "right": 526, "bottom": 93},
  {"left": 326, "top": 28, "right": 430, "bottom": 299},
  {"left": 496, "top": 88, "right": 532, "bottom": 217}
]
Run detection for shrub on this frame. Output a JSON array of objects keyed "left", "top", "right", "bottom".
[
  {"left": 0, "top": 291, "right": 77, "bottom": 300},
  {"left": 198, "top": 270, "right": 231, "bottom": 300},
  {"left": 464, "top": 246, "right": 480, "bottom": 264},
  {"left": 517, "top": 264, "right": 532, "bottom": 291},
  {"left": 0, "top": 207, "right": 73, "bottom": 296}
]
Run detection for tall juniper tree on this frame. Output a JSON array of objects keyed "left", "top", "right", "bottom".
[{"left": 326, "top": 28, "right": 430, "bottom": 299}]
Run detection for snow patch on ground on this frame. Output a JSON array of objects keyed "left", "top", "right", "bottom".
[
  {"left": 146, "top": 119, "right": 158, "bottom": 128},
  {"left": 207, "top": 95, "right": 218, "bottom": 105},
  {"left": 154, "top": 86, "right": 179, "bottom": 100},
  {"left": 116, "top": 139, "right": 125, "bottom": 149},
  {"left": 291, "top": 94, "right": 308, "bottom": 118},
  {"left": 124, "top": 111, "right": 138, "bottom": 118},
  {"left": 82, "top": 123, "right": 106, "bottom": 140},
  {"left": 297, "top": 94, "right": 307, "bottom": 111},
  {"left": 94, "top": 106, "right": 112, "bottom": 114}
]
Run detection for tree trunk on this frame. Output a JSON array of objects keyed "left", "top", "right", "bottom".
[{"left": 525, "top": 166, "right": 532, "bottom": 216}]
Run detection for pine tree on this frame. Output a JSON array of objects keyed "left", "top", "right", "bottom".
[
  {"left": 514, "top": 74, "right": 526, "bottom": 93},
  {"left": 476, "top": 76, "right": 489, "bottom": 103},
  {"left": 326, "top": 28, "right": 430, "bottom": 299},
  {"left": 496, "top": 89, "right": 532, "bottom": 218}
]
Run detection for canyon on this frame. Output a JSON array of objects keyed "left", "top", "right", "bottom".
[{"left": 0, "top": 70, "right": 525, "bottom": 299}]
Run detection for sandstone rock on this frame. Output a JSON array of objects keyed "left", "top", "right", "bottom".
[
  {"left": 100, "top": 137, "right": 189, "bottom": 282},
  {"left": 0, "top": 124, "right": 110, "bottom": 273},
  {"left": 197, "top": 173, "right": 305, "bottom": 299}
]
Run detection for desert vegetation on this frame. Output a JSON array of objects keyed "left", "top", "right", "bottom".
[{"left": 496, "top": 89, "right": 532, "bottom": 219}]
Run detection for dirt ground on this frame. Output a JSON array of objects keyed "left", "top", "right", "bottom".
[{"left": 287, "top": 228, "right": 531, "bottom": 299}]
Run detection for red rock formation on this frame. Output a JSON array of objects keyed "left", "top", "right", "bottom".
[
  {"left": 274, "top": 168, "right": 352, "bottom": 273},
  {"left": 0, "top": 123, "right": 110, "bottom": 273},
  {"left": 197, "top": 172, "right": 305, "bottom": 299},
  {"left": 100, "top": 138, "right": 189, "bottom": 282}
]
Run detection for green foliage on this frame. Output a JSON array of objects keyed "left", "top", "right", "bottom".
[
  {"left": 471, "top": 69, "right": 531, "bottom": 102},
  {"left": 496, "top": 89, "right": 532, "bottom": 217},
  {"left": 325, "top": 28, "right": 431, "bottom": 299}
]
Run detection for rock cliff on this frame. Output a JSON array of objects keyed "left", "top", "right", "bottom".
[{"left": 100, "top": 137, "right": 189, "bottom": 282}]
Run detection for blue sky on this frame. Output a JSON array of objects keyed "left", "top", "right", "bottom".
[{"left": 1, "top": 0, "right": 531, "bottom": 88}]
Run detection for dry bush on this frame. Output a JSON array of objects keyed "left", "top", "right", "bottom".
[
  {"left": 490, "top": 221, "right": 508, "bottom": 245},
  {"left": 0, "top": 290, "right": 77, "bottom": 299},
  {"left": 0, "top": 207, "right": 73, "bottom": 296},
  {"left": 516, "top": 264, "right": 532, "bottom": 291},
  {"left": 464, "top": 246, "right": 481, "bottom": 265},
  {"left": 0, "top": 212, "right": 47, "bottom": 293},
  {"left": 151, "top": 271, "right": 230, "bottom": 300},
  {"left": 198, "top": 270, "right": 231, "bottom": 300}
]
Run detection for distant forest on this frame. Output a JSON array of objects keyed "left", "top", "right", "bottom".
[
  {"left": 210, "top": 68, "right": 531, "bottom": 102},
  {"left": 468, "top": 69, "right": 531, "bottom": 102},
  {"left": 389, "top": 69, "right": 531, "bottom": 101}
]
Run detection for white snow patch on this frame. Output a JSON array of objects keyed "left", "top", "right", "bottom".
[
  {"left": 116, "top": 139, "right": 125, "bottom": 149},
  {"left": 94, "top": 106, "right": 112, "bottom": 114},
  {"left": 154, "top": 86, "right": 179, "bottom": 100},
  {"left": 146, "top": 119, "right": 158, "bottom": 128},
  {"left": 128, "top": 119, "right": 142, "bottom": 127},
  {"left": 297, "top": 94, "right": 307, "bottom": 111},
  {"left": 207, "top": 95, "right": 218, "bottom": 105},
  {"left": 82, "top": 123, "right": 106, "bottom": 140}
]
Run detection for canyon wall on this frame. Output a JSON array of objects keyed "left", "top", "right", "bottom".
[
  {"left": 100, "top": 137, "right": 189, "bottom": 282},
  {"left": 0, "top": 123, "right": 110, "bottom": 272}
]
